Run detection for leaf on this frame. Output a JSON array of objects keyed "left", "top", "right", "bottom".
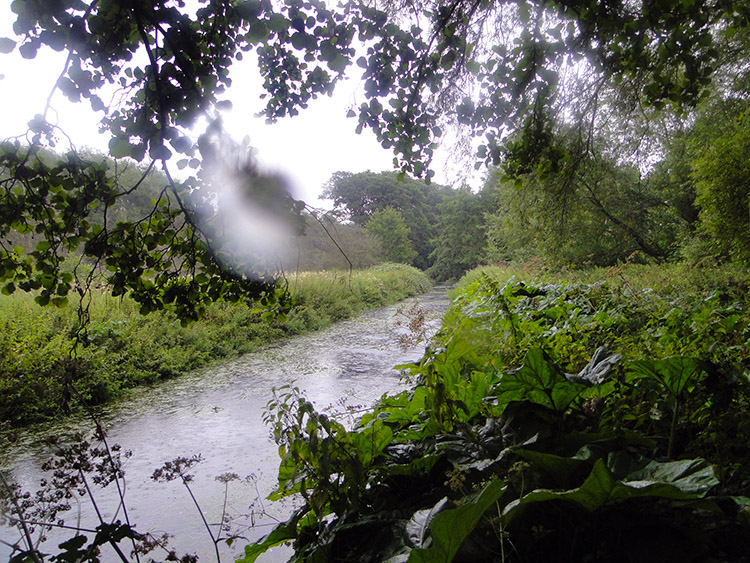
[
  {"left": 407, "top": 479, "right": 506, "bottom": 562},
  {"left": 624, "top": 458, "right": 718, "bottom": 497},
  {"left": 237, "top": 517, "right": 299, "bottom": 563},
  {"left": 350, "top": 418, "right": 393, "bottom": 467},
  {"left": 627, "top": 357, "right": 706, "bottom": 398},
  {"left": 513, "top": 447, "right": 592, "bottom": 487},
  {"left": 382, "top": 386, "right": 428, "bottom": 424},
  {"left": 108, "top": 138, "right": 133, "bottom": 159},
  {"left": 405, "top": 497, "right": 451, "bottom": 548},
  {"left": 0, "top": 37, "right": 16, "bottom": 53},
  {"left": 503, "top": 457, "right": 718, "bottom": 525},
  {"left": 497, "top": 348, "right": 584, "bottom": 412},
  {"left": 328, "top": 53, "right": 349, "bottom": 73},
  {"left": 149, "top": 142, "right": 172, "bottom": 161},
  {"left": 170, "top": 136, "right": 192, "bottom": 154},
  {"left": 567, "top": 347, "right": 622, "bottom": 386}
]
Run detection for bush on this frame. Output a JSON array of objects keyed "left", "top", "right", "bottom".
[{"left": 0, "top": 265, "right": 431, "bottom": 426}]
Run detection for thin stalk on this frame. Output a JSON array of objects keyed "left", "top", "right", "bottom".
[
  {"left": 220, "top": 482, "right": 230, "bottom": 542},
  {"left": 80, "top": 472, "right": 130, "bottom": 563},
  {"left": 0, "top": 472, "right": 43, "bottom": 563},
  {"left": 1, "top": 518, "right": 98, "bottom": 534},
  {"left": 181, "top": 477, "right": 222, "bottom": 563},
  {"left": 668, "top": 399, "right": 679, "bottom": 459}
]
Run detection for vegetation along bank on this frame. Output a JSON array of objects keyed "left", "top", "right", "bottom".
[
  {"left": 245, "top": 263, "right": 750, "bottom": 562},
  {"left": 0, "top": 264, "right": 431, "bottom": 427}
]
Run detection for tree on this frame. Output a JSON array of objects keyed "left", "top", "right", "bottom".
[
  {"left": 282, "top": 212, "right": 382, "bottom": 271},
  {"left": 484, "top": 137, "right": 674, "bottom": 268},
  {"left": 692, "top": 108, "right": 750, "bottom": 264},
  {"left": 365, "top": 207, "right": 417, "bottom": 265},
  {"left": 428, "top": 187, "right": 487, "bottom": 280},
  {"left": 321, "top": 170, "right": 453, "bottom": 269}
]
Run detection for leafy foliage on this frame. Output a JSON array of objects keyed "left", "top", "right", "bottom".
[
  {"left": 321, "top": 171, "right": 454, "bottom": 269},
  {"left": 3, "top": 0, "right": 749, "bottom": 318},
  {"left": 693, "top": 108, "right": 750, "bottom": 264},
  {"left": 247, "top": 268, "right": 750, "bottom": 561},
  {"left": 365, "top": 207, "right": 417, "bottom": 265}
]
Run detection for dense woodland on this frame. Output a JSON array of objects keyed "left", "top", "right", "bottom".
[{"left": 2, "top": 0, "right": 750, "bottom": 561}]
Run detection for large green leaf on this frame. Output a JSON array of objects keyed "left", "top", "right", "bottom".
[
  {"left": 627, "top": 357, "right": 707, "bottom": 398},
  {"left": 406, "top": 479, "right": 506, "bottom": 562},
  {"left": 496, "top": 348, "right": 584, "bottom": 412},
  {"left": 348, "top": 418, "right": 393, "bottom": 467},
  {"left": 503, "top": 457, "right": 718, "bottom": 525},
  {"left": 514, "top": 445, "right": 597, "bottom": 486},
  {"left": 381, "top": 386, "right": 429, "bottom": 425},
  {"left": 623, "top": 458, "right": 718, "bottom": 497},
  {"left": 238, "top": 512, "right": 302, "bottom": 563},
  {"left": 405, "top": 497, "right": 451, "bottom": 548}
]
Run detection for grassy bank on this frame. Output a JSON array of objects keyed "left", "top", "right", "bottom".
[
  {"left": 0, "top": 263, "right": 432, "bottom": 426},
  {"left": 247, "top": 263, "right": 750, "bottom": 562}
]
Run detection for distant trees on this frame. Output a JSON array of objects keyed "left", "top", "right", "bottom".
[
  {"left": 364, "top": 207, "right": 416, "bottom": 265},
  {"left": 283, "top": 213, "right": 382, "bottom": 271},
  {"left": 321, "top": 171, "right": 453, "bottom": 269},
  {"left": 428, "top": 188, "right": 487, "bottom": 281},
  {"left": 484, "top": 144, "right": 668, "bottom": 267}
]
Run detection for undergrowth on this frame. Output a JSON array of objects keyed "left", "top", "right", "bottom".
[
  {"left": 246, "top": 265, "right": 750, "bottom": 562},
  {"left": 0, "top": 264, "right": 431, "bottom": 426}
]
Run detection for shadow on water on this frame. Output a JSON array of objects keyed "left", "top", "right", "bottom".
[{"left": 0, "top": 289, "right": 450, "bottom": 562}]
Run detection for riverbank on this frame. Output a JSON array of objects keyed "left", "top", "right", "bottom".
[
  {"left": 0, "top": 263, "right": 432, "bottom": 426},
  {"left": 245, "top": 262, "right": 750, "bottom": 562}
]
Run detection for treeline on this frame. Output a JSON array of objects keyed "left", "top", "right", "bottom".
[
  {"left": 319, "top": 170, "right": 483, "bottom": 279},
  {"left": 327, "top": 80, "right": 750, "bottom": 281}
]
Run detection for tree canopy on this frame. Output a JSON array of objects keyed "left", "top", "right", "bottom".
[
  {"left": 1, "top": 0, "right": 748, "bottom": 319},
  {"left": 321, "top": 170, "right": 453, "bottom": 269}
]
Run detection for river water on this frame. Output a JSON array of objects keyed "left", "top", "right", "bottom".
[{"left": 0, "top": 290, "right": 449, "bottom": 562}]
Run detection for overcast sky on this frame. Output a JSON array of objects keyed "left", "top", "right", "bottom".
[{"left": 0, "top": 5, "right": 476, "bottom": 207}]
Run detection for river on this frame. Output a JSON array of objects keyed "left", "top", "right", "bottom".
[{"left": 0, "top": 289, "right": 449, "bottom": 562}]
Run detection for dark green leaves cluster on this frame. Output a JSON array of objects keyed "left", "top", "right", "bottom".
[{"left": 9, "top": 0, "right": 354, "bottom": 162}]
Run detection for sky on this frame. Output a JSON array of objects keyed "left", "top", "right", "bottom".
[{"left": 0, "top": 5, "right": 477, "bottom": 207}]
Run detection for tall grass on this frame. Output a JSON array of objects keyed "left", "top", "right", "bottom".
[
  {"left": 456, "top": 262, "right": 750, "bottom": 297},
  {"left": 0, "top": 264, "right": 432, "bottom": 426}
]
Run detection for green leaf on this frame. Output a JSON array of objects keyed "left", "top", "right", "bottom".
[
  {"left": 503, "top": 457, "right": 717, "bottom": 525},
  {"left": 627, "top": 357, "right": 706, "bottom": 399},
  {"left": 496, "top": 348, "right": 584, "bottom": 412},
  {"left": 624, "top": 458, "right": 718, "bottom": 497},
  {"left": 149, "top": 143, "right": 172, "bottom": 161},
  {"left": 513, "top": 447, "right": 592, "bottom": 487},
  {"left": 349, "top": 418, "right": 393, "bottom": 467},
  {"left": 328, "top": 53, "right": 349, "bottom": 73},
  {"left": 246, "top": 21, "right": 269, "bottom": 43},
  {"left": 567, "top": 347, "right": 622, "bottom": 386},
  {"left": 109, "top": 138, "right": 133, "bottom": 159},
  {"left": 406, "top": 497, "right": 451, "bottom": 548},
  {"left": 407, "top": 479, "right": 506, "bottom": 562},
  {"left": 238, "top": 517, "right": 300, "bottom": 563},
  {"left": 0, "top": 37, "right": 16, "bottom": 53}
]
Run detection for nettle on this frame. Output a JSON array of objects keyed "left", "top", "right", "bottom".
[{"left": 246, "top": 276, "right": 750, "bottom": 562}]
